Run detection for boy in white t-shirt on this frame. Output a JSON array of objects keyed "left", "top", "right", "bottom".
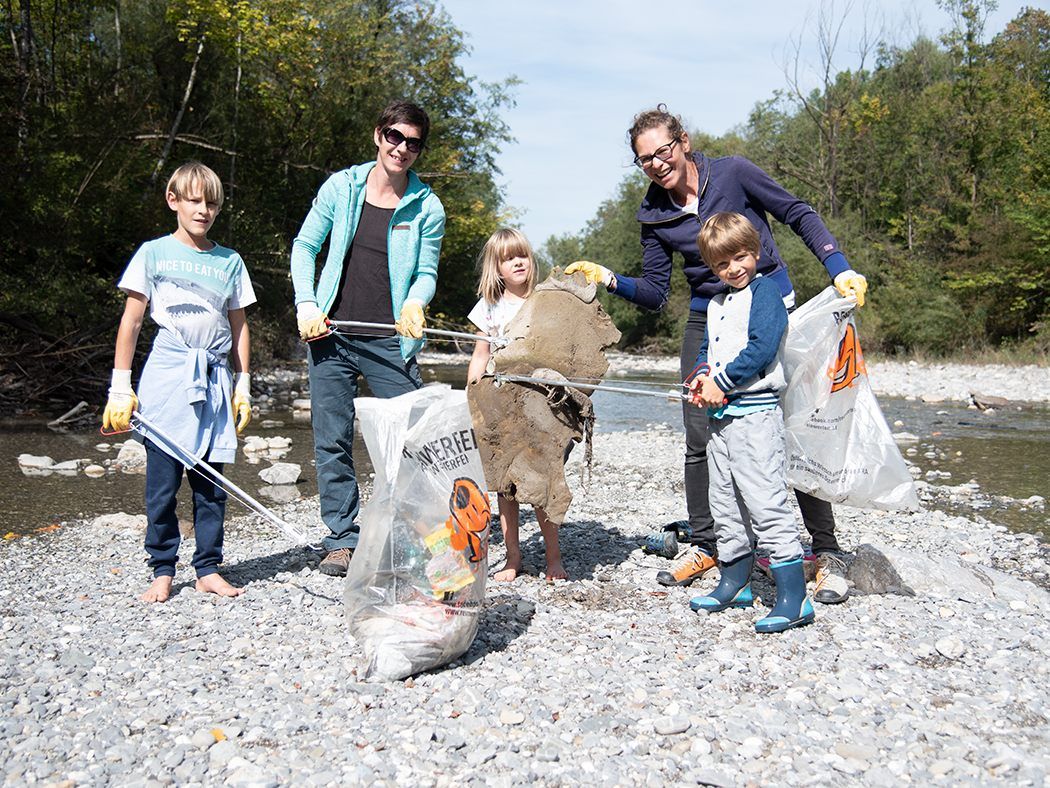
[{"left": 102, "top": 162, "right": 255, "bottom": 603}]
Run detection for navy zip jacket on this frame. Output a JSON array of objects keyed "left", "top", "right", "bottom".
[{"left": 613, "top": 152, "right": 850, "bottom": 313}]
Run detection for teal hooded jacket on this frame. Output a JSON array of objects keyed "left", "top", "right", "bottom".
[{"left": 290, "top": 161, "right": 445, "bottom": 359}]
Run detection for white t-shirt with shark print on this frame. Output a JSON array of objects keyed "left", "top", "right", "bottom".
[{"left": 118, "top": 234, "right": 256, "bottom": 349}]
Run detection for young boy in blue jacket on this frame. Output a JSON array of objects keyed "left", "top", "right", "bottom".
[
  {"left": 686, "top": 212, "right": 814, "bottom": 633},
  {"left": 102, "top": 162, "right": 254, "bottom": 603}
]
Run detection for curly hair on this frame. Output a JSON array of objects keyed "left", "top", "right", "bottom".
[{"left": 627, "top": 103, "right": 687, "bottom": 153}]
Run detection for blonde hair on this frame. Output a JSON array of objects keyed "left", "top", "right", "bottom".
[
  {"left": 698, "top": 212, "right": 761, "bottom": 269},
  {"left": 476, "top": 228, "right": 536, "bottom": 305},
  {"left": 166, "top": 161, "right": 225, "bottom": 208}
]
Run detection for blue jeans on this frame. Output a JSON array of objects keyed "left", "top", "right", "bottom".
[
  {"left": 143, "top": 438, "right": 227, "bottom": 578},
  {"left": 308, "top": 333, "right": 422, "bottom": 551}
]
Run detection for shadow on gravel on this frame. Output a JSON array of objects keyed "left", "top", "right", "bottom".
[
  {"left": 459, "top": 594, "right": 535, "bottom": 664},
  {"left": 222, "top": 546, "right": 317, "bottom": 588},
  {"left": 523, "top": 519, "right": 637, "bottom": 580}
]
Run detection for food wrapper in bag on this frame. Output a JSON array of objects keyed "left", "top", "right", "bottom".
[
  {"left": 782, "top": 288, "right": 920, "bottom": 511},
  {"left": 345, "top": 385, "right": 491, "bottom": 681}
]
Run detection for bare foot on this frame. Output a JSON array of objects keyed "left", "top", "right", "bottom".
[
  {"left": 544, "top": 559, "right": 568, "bottom": 582},
  {"left": 195, "top": 573, "right": 244, "bottom": 598},
  {"left": 140, "top": 576, "right": 173, "bottom": 603},
  {"left": 492, "top": 559, "right": 522, "bottom": 582}
]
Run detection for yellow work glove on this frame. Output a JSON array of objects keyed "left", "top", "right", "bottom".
[
  {"left": 102, "top": 369, "right": 138, "bottom": 432},
  {"left": 564, "top": 260, "right": 615, "bottom": 288},
  {"left": 833, "top": 270, "right": 868, "bottom": 308},
  {"left": 296, "top": 301, "right": 329, "bottom": 340},
  {"left": 232, "top": 372, "right": 252, "bottom": 435},
  {"left": 395, "top": 300, "right": 426, "bottom": 339}
]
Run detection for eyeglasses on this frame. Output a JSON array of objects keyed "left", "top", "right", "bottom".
[
  {"left": 633, "top": 138, "right": 679, "bottom": 169},
  {"left": 382, "top": 127, "right": 424, "bottom": 154}
]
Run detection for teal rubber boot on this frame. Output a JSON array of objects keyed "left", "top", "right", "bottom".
[
  {"left": 755, "top": 558, "right": 815, "bottom": 633},
  {"left": 690, "top": 552, "right": 754, "bottom": 613}
]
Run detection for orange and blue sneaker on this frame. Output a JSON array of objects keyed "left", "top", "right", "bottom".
[{"left": 656, "top": 546, "right": 717, "bottom": 587}]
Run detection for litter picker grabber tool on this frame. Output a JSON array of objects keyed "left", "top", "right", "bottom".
[
  {"left": 492, "top": 372, "right": 728, "bottom": 406},
  {"left": 493, "top": 372, "right": 691, "bottom": 401},
  {"left": 119, "top": 410, "right": 310, "bottom": 545},
  {"left": 324, "top": 320, "right": 510, "bottom": 348}
]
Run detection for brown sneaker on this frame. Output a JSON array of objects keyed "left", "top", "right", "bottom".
[
  {"left": 319, "top": 547, "right": 353, "bottom": 577},
  {"left": 656, "top": 546, "right": 717, "bottom": 587}
]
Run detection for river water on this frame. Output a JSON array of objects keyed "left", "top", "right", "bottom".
[{"left": 2, "top": 359, "right": 1048, "bottom": 539}]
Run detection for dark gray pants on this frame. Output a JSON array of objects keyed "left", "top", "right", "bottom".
[{"left": 680, "top": 310, "right": 841, "bottom": 554}]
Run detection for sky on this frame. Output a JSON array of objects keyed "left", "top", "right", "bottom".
[{"left": 438, "top": 0, "right": 1035, "bottom": 247}]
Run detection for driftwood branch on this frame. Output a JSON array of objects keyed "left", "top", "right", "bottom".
[{"left": 47, "top": 400, "right": 89, "bottom": 428}]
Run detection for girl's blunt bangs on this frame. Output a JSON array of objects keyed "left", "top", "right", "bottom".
[
  {"left": 477, "top": 228, "right": 536, "bottom": 305},
  {"left": 488, "top": 233, "right": 533, "bottom": 268}
]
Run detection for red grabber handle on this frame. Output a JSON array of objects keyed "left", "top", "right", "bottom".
[{"left": 304, "top": 319, "right": 334, "bottom": 343}]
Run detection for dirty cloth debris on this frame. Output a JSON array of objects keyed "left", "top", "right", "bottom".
[{"left": 467, "top": 272, "right": 621, "bottom": 524}]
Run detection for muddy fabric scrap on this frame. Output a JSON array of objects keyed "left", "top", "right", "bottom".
[
  {"left": 488, "top": 273, "right": 620, "bottom": 382},
  {"left": 467, "top": 272, "right": 621, "bottom": 524}
]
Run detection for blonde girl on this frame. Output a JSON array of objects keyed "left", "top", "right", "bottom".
[{"left": 466, "top": 228, "right": 565, "bottom": 581}]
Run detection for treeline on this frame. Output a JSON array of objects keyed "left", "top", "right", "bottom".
[
  {"left": 0, "top": 0, "right": 515, "bottom": 410},
  {"left": 544, "top": 2, "right": 1050, "bottom": 358}
]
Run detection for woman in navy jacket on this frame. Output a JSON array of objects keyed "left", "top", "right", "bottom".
[{"left": 567, "top": 105, "right": 867, "bottom": 604}]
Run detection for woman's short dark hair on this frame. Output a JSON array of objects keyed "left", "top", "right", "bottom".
[
  {"left": 376, "top": 100, "right": 430, "bottom": 144},
  {"left": 627, "top": 103, "right": 686, "bottom": 153}
]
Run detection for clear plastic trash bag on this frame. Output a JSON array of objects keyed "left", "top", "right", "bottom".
[
  {"left": 345, "top": 385, "right": 491, "bottom": 681},
  {"left": 782, "top": 288, "right": 920, "bottom": 511}
]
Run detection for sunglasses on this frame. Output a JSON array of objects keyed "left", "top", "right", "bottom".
[{"left": 381, "top": 127, "right": 425, "bottom": 154}]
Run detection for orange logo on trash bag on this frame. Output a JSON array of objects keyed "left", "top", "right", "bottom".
[
  {"left": 829, "top": 323, "right": 866, "bottom": 393},
  {"left": 444, "top": 478, "right": 490, "bottom": 564}
]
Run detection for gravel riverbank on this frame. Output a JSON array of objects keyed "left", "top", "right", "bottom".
[
  {"left": 592, "top": 351, "right": 1050, "bottom": 405},
  {"left": 2, "top": 357, "right": 1048, "bottom": 786}
]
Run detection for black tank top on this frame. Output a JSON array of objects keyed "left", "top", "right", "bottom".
[{"left": 330, "top": 200, "right": 396, "bottom": 335}]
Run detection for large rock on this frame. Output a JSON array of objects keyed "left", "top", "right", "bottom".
[
  {"left": 92, "top": 512, "right": 148, "bottom": 531},
  {"left": 259, "top": 462, "right": 301, "bottom": 485},
  {"left": 468, "top": 272, "right": 621, "bottom": 524},
  {"left": 846, "top": 543, "right": 915, "bottom": 596},
  {"left": 243, "top": 435, "right": 292, "bottom": 460},
  {"left": 258, "top": 484, "right": 301, "bottom": 503},
  {"left": 18, "top": 454, "right": 55, "bottom": 477},
  {"left": 870, "top": 542, "right": 1049, "bottom": 607},
  {"left": 115, "top": 440, "right": 147, "bottom": 474},
  {"left": 51, "top": 459, "right": 92, "bottom": 476},
  {"left": 970, "top": 391, "right": 1010, "bottom": 411}
]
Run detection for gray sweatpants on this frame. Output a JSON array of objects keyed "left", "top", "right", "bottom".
[{"left": 708, "top": 406, "right": 803, "bottom": 564}]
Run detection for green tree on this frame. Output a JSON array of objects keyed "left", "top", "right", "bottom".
[{"left": 0, "top": 0, "right": 517, "bottom": 411}]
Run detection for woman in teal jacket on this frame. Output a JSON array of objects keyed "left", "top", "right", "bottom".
[{"left": 290, "top": 100, "right": 445, "bottom": 577}]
